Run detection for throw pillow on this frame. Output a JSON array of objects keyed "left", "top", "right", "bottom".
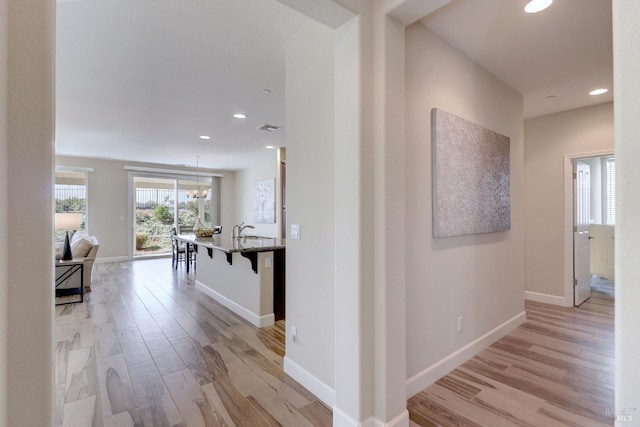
[{"left": 71, "top": 236, "right": 93, "bottom": 258}]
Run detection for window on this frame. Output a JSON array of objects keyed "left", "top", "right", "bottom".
[
  {"left": 134, "top": 177, "right": 176, "bottom": 256},
  {"left": 132, "top": 174, "right": 221, "bottom": 256},
  {"left": 55, "top": 170, "right": 88, "bottom": 231},
  {"left": 604, "top": 157, "right": 616, "bottom": 225}
]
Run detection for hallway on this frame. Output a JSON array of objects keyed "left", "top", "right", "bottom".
[
  {"left": 55, "top": 257, "right": 615, "bottom": 426},
  {"left": 408, "top": 281, "right": 615, "bottom": 426}
]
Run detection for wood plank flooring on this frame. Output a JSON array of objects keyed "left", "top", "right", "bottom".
[
  {"left": 55, "top": 258, "right": 332, "bottom": 427},
  {"left": 408, "top": 277, "right": 615, "bottom": 427},
  {"left": 56, "top": 259, "right": 615, "bottom": 426}
]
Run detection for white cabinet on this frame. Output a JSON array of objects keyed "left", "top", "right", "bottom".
[{"left": 590, "top": 224, "right": 615, "bottom": 281}]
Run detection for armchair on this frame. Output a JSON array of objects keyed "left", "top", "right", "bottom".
[{"left": 56, "top": 232, "right": 99, "bottom": 292}]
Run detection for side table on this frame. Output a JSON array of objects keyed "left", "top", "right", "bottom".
[{"left": 55, "top": 259, "right": 84, "bottom": 305}]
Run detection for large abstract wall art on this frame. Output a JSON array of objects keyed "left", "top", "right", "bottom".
[{"left": 431, "top": 108, "right": 510, "bottom": 238}]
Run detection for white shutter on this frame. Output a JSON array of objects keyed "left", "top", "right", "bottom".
[{"left": 606, "top": 157, "right": 616, "bottom": 225}]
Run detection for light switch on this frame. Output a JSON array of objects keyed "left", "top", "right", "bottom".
[
  {"left": 291, "top": 224, "right": 300, "bottom": 240},
  {"left": 264, "top": 256, "right": 272, "bottom": 269}
]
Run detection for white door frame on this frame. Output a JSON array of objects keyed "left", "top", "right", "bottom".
[{"left": 563, "top": 149, "right": 613, "bottom": 307}]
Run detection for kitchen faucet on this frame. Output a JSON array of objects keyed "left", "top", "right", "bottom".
[{"left": 232, "top": 222, "right": 255, "bottom": 238}]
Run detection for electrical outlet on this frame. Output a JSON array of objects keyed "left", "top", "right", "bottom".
[{"left": 457, "top": 316, "right": 463, "bottom": 333}]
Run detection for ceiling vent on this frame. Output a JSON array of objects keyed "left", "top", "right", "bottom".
[{"left": 257, "top": 123, "right": 281, "bottom": 132}]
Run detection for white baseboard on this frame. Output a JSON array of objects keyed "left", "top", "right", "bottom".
[
  {"left": 524, "top": 290, "right": 569, "bottom": 306},
  {"left": 379, "top": 410, "right": 410, "bottom": 427},
  {"left": 95, "top": 256, "right": 129, "bottom": 264},
  {"left": 195, "top": 281, "right": 274, "bottom": 328},
  {"left": 406, "top": 310, "right": 526, "bottom": 398},
  {"left": 283, "top": 356, "right": 408, "bottom": 427},
  {"left": 331, "top": 406, "right": 355, "bottom": 427},
  {"left": 332, "top": 406, "right": 409, "bottom": 427},
  {"left": 283, "top": 356, "right": 335, "bottom": 407},
  {"left": 332, "top": 406, "right": 367, "bottom": 427}
]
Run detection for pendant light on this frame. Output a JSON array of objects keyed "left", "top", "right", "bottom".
[{"left": 186, "top": 156, "right": 208, "bottom": 199}]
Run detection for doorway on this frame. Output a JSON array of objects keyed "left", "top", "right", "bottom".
[
  {"left": 571, "top": 154, "right": 615, "bottom": 306},
  {"left": 133, "top": 176, "right": 176, "bottom": 257},
  {"left": 131, "top": 174, "right": 217, "bottom": 258}
]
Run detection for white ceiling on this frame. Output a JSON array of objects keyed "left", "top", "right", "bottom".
[
  {"left": 421, "top": 0, "right": 613, "bottom": 118},
  {"left": 56, "top": 0, "right": 613, "bottom": 170},
  {"left": 55, "top": 0, "right": 308, "bottom": 170}
]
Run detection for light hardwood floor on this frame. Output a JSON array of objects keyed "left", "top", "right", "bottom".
[
  {"left": 56, "top": 260, "right": 614, "bottom": 426},
  {"left": 408, "top": 277, "right": 615, "bottom": 427},
  {"left": 55, "top": 258, "right": 332, "bottom": 427}
]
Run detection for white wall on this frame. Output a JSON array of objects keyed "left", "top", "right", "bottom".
[
  {"left": 233, "top": 157, "right": 279, "bottom": 237},
  {"left": 524, "top": 103, "right": 613, "bottom": 299},
  {"left": 56, "top": 156, "right": 235, "bottom": 259},
  {"left": 614, "top": 0, "right": 640, "bottom": 415},
  {"left": 405, "top": 22, "right": 525, "bottom": 380},
  {"left": 196, "top": 250, "right": 275, "bottom": 327},
  {"left": 2, "top": 0, "right": 55, "bottom": 424},
  {"left": 332, "top": 12, "right": 369, "bottom": 422},
  {"left": 0, "top": 0, "right": 8, "bottom": 420},
  {"left": 4, "top": 0, "right": 638, "bottom": 425},
  {"left": 284, "top": 18, "right": 336, "bottom": 394}
]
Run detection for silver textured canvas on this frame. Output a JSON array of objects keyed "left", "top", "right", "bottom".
[
  {"left": 254, "top": 178, "right": 275, "bottom": 223},
  {"left": 432, "top": 108, "right": 510, "bottom": 238}
]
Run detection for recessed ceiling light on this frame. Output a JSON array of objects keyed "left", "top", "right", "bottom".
[
  {"left": 545, "top": 94, "right": 557, "bottom": 99},
  {"left": 589, "top": 88, "right": 608, "bottom": 96},
  {"left": 233, "top": 113, "right": 247, "bottom": 119},
  {"left": 524, "top": 0, "right": 553, "bottom": 13},
  {"left": 199, "top": 135, "right": 210, "bottom": 140},
  {"left": 265, "top": 145, "right": 276, "bottom": 149},
  {"left": 262, "top": 89, "right": 272, "bottom": 94}
]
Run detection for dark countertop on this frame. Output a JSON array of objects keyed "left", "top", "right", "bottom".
[{"left": 175, "top": 233, "right": 285, "bottom": 254}]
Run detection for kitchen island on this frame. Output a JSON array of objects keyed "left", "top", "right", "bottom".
[{"left": 176, "top": 234, "right": 285, "bottom": 327}]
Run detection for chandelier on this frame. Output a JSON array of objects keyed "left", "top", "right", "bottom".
[{"left": 186, "top": 155, "right": 208, "bottom": 199}]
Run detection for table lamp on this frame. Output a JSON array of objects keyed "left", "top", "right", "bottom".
[{"left": 55, "top": 213, "right": 82, "bottom": 261}]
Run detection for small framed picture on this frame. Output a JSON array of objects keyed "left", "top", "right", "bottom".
[{"left": 254, "top": 178, "right": 275, "bottom": 223}]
